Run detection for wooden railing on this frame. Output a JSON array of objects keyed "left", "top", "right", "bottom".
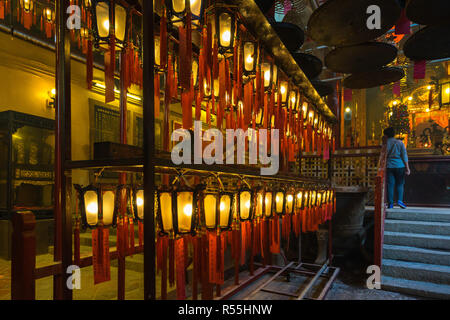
[{"left": 373, "top": 142, "right": 387, "bottom": 269}]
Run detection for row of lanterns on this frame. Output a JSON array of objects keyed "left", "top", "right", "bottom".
[{"left": 75, "top": 181, "right": 336, "bottom": 236}]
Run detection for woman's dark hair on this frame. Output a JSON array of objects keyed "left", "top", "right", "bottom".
[{"left": 383, "top": 127, "right": 395, "bottom": 138}]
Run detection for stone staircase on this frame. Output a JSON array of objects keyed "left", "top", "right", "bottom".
[{"left": 380, "top": 207, "right": 450, "bottom": 299}]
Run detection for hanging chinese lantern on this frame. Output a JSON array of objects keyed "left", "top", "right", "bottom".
[
  {"left": 174, "top": 186, "right": 197, "bottom": 235},
  {"left": 274, "top": 189, "right": 285, "bottom": 216},
  {"left": 285, "top": 191, "right": 295, "bottom": 215},
  {"left": 215, "top": 7, "right": 235, "bottom": 55},
  {"left": 167, "top": 0, "right": 204, "bottom": 22},
  {"left": 243, "top": 41, "right": 257, "bottom": 76},
  {"left": 90, "top": 0, "right": 130, "bottom": 102},
  {"left": 75, "top": 184, "right": 117, "bottom": 284},
  {"left": 18, "top": 0, "right": 34, "bottom": 30},
  {"left": 201, "top": 191, "right": 234, "bottom": 231},
  {"left": 157, "top": 187, "right": 175, "bottom": 235},
  {"left": 263, "top": 189, "right": 274, "bottom": 219},
  {"left": 41, "top": 6, "right": 54, "bottom": 38},
  {"left": 237, "top": 187, "right": 253, "bottom": 221},
  {"left": 279, "top": 81, "right": 288, "bottom": 105},
  {"left": 132, "top": 186, "right": 144, "bottom": 248}
]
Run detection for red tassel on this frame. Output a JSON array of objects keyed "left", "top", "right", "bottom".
[
  {"left": 138, "top": 221, "right": 143, "bottom": 248},
  {"left": 154, "top": 73, "right": 160, "bottom": 117},
  {"left": 160, "top": 10, "right": 167, "bottom": 69},
  {"left": 175, "top": 238, "right": 186, "bottom": 300},
  {"left": 169, "top": 238, "right": 175, "bottom": 286},
  {"left": 0, "top": 1, "right": 5, "bottom": 20},
  {"left": 74, "top": 220, "right": 80, "bottom": 266},
  {"left": 181, "top": 91, "right": 193, "bottom": 129},
  {"left": 129, "top": 218, "right": 135, "bottom": 256},
  {"left": 104, "top": 51, "right": 115, "bottom": 103},
  {"left": 86, "top": 40, "right": 93, "bottom": 89}
]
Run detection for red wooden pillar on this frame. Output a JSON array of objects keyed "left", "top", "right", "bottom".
[{"left": 11, "top": 211, "right": 36, "bottom": 300}]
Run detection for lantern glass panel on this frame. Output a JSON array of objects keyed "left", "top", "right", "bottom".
[
  {"left": 311, "top": 190, "right": 317, "bottom": 206},
  {"left": 136, "top": 189, "right": 144, "bottom": 220},
  {"left": 280, "top": 81, "right": 288, "bottom": 103},
  {"left": 204, "top": 194, "right": 217, "bottom": 229},
  {"left": 316, "top": 192, "right": 322, "bottom": 207},
  {"left": 177, "top": 191, "right": 194, "bottom": 233},
  {"left": 155, "top": 36, "right": 161, "bottom": 67},
  {"left": 172, "top": 0, "right": 185, "bottom": 14},
  {"left": 255, "top": 192, "right": 263, "bottom": 217},
  {"left": 219, "top": 12, "right": 232, "bottom": 48},
  {"left": 239, "top": 191, "right": 252, "bottom": 220},
  {"left": 219, "top": 194, "right": 232, "bottom": 228},
  {"left": 243, "top": 42, "right": 255, "bottom": 73},
  {"left": 442, "top": 82, "right": 450, "bottom": 105},
  {"left": 289, "top": 91, "right": 296, "bottom": 109},
  {"left": 96, "top": 2, "right": 110, "bottom": 38},
  {"left": 296, "top": 191, "right": 303, "bottom": 209},
  {"left": 114, "top": 4, "right": 127, "bottom": 42},
  {"left": 273, "top": 65, "right": 278, "bottom": 86},
  {"left": 191, "top": 0, "right": 202, "bottom": 17},
  {"left": 304, "top": 191, "right": 310, "bottom": 208},
  {"left": 262, "top": 63, "right": 271, "bottom": 88},
  {"left": 275, "top": 192, "right": 284, "bottom": 214},
  {"left": 102, "top": 190, "right": 115, "bottom": 226},
  {"left": 84, "top": 190, "right": 98, "bottom": 227},
  {"left": 285, "top": 193, "right": 294, "bottom": 214},
  {"left": 192, "top": 59, "right": 199, "bottom": 87},
  {"left": 160, "top": 192, "right": 173, "bottom": 233},
  {"left": 264, "top": 192, "right": 273, "bottom": 217}
]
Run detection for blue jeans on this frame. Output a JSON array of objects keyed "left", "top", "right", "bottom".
[{"left": 387, "top": 167, "right": 405, "bottom": 205}]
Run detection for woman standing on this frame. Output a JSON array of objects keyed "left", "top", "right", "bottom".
[{"left": 383, "top": 127, "right": 410, "bottom": 209}]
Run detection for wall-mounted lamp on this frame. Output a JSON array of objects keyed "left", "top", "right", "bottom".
[{"left": 47, "top": 88, "right": 56, "bottom": 108}]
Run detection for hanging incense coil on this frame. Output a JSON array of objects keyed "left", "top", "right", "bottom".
[
  {"left": 403, "top": 24, "right": 450, "bottom": 61},
  {"left": 271, "top": 21, "right": 305, "bottom": 52},
  {"left": 292, "top": 52, "right": 322, "bottom": 79},
  {"left": 307, "top": 0, "right": 401, "bottom": 46},
  {"left": 325, "top": 42, "right": 397, "bottom": 74},
  {"left": 406, "top": 0, "right": 450, "bottom": 26},
  {"left": 343, "top": 67, "right": 405, "bottom": 89}
]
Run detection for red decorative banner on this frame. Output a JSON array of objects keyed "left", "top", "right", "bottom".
[{"left": 92, "top": 227, "right": 110, "bottom": 285}]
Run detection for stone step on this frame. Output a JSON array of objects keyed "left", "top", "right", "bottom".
[
  {"left": 381, "top": 276, "right": 450, "bottom": 299},
  {"left": 383, "top": 244, "right": 450, "bottom": 266},
  {"left": 382, "top": 259, "right": 450, "bottom": 285},
  {"left": 366, "top": 206, "right": 450, "bottom": 223},
  {"left": 384, "top": 231, "right": 450, "bottom": 250},
  {"left": 385, "top": 220, "right": 450, "bottom": 236}
]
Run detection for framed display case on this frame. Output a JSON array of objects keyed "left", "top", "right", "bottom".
[{"left": 0, "top": 110, "right": 55, "bottom": 259}]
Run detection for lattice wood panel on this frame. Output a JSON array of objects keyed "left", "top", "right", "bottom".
[{"left": 300, "top": 157, "right": 329, "bottom": 180}]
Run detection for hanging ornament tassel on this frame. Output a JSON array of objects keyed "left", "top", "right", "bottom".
[
  {"left": 192, "top": 236, "right": 200, "bottom": 300},
  {"left": 0, "top": 0, "right": 5, "bottom": 20},
  {"left": 104, "top": 37, "right": 116, "bottom": 103},
  {"left": 169, "top": 238, "right": 175, "bottom": 286},
  {"left": 86, "top": 39, "right": 93, "bottom": 89},
  {"left": 128, "top": 217, "right": 135, "bottom": 256},
  {"left": 175, "top": 238, "right": 186, "bottom": 300},
  {"left": 92, "top": 226, "right": 110, "bottom": 284}
]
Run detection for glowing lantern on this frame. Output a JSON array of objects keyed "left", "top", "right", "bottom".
[
  {"left": 43, "top": 7, "right": 54, "bottom": 23},
  {"left": 261, "top": 62, "right": 272, "bottom": 89},
  {"left": 243, "top": 41, "right": 257, "bottom": 75},
  {"left": 174, "top": 187, "right": 197, "bottom": 235},
  {"left": 264, "top": 190, "right": 274, "bottom": 218},
  {"left": 289, "top": 90, "right": 298, "bottom": 111},
  {"left": 440, "top": 82, "right": 450, "bottom": 106},
  {"left": 133, "top": 187, "right": 144, "bottom": 221},
  {"left": 20, "top": 0, "right": 33, "bottom": 12},
  {"left": 167, "top": 0, "right": 204, "bottom": 20},
  {"left": 157, "top": 188, "right": 174, "bottom": 235},
  {"left": 75, "top": 185, "right": 117, "bottom": 228},
  {"left": 192, "top": 58, "right": 199, "bottom": 88},
  {"left": 91, "top": 0, "right": 129, "bottom": 50},
  {"left": 279, "top": 81, "right": 288, "bottom": 104},
  {"left": 274, "top": 190, "right": 285, "bottom": 215},
  {"left": 295, "top": 190, "right": 304, "bottom": 210},
  {"left": 210, "top": 6, "right": 235, "bottom": 54},
  {"left": 237, "top": 188, "right": 253, "bottom": 221},
  {"left": 201, "top": 192, "right": 234, "bottom": 231},
  {"left": 285, "top": 192, "right": 295, "bottom": 215},
  {"left": 254, "top": 188, "right": 264, "bottom": 219}
]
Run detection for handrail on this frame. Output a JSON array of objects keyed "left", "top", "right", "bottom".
[{"left": 373, "top": 141, "right": 387, "bottom": 269}]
